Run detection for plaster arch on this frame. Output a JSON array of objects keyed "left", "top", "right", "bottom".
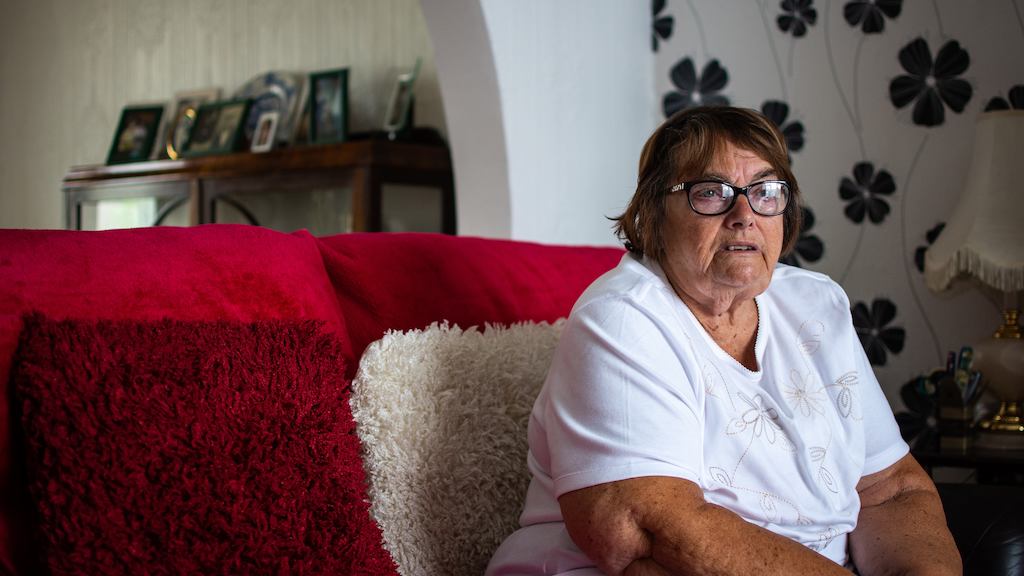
[{"left": 420, "top": 0, "right": 511, "bottom": 238}]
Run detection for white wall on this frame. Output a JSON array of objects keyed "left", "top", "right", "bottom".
[
  {"left": 0, "top": 0, "right": 445, "bottom": 230},
  {"left": 424, "top": 0, "right": 655, "bottom": 245}
]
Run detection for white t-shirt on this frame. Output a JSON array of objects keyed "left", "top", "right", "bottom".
[{"left": 487, "top": 253, "right": 908, "bottom": 575}]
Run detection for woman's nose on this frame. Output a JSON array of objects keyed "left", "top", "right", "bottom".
[{"left": 725, "top": 195, "right": 756, "bottom": 228}]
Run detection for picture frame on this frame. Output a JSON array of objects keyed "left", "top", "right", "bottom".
[
  {"left": 106, "top": 105, "right": 164, "bottom": 165},
  {"left": 382, "top": 58, "right": 422, "bottom": 138},
  {"left": 308, "top": 68, "right": 350, "bottom": 144},
  {"left": 234, "top": 71, "right": 306, "bottom": 148},
  {"left": 162, "top": 87, "right": 222, "bottom": 160},
  {"left": 182, "top": 99, "right": 252, "bottom": 157},
  {"left": 250, "top": 111, "right": 279, "bottom": 153}
]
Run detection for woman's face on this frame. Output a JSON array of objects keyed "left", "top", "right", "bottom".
[{"left": 661, "top": 141, "right": 785, "bottom": 311}]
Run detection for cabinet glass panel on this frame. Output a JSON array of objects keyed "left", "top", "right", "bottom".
[
  {"left": 77, "top": 195, "right": 190, "bottom": 230},
  {"left": 214, "top": 187, "right": 354, "bottom": 235},
  {"left": 381, "top": 184, "right": 443, "bottom": 233}
]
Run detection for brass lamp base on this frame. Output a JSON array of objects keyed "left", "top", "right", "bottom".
[
  {"left": 976, "top": 402, "right": 1024, "bottom": 451},
  {"left": 971, "top": 308, "right": 1024, "bottom": 450},
  {"left": 979, "top": 401, "right": 1024, "bottom": 433}
]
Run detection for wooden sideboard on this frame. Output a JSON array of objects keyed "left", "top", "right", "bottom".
[{"left": 62, "top": 139, "right": 455, "bottom": 235}]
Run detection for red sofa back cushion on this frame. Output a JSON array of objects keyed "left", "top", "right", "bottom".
[
  {"left": 0, "top": 225, "right": 346, "bottom": 575},
  {"left": 316, "top": 233, "right": 623, "bottom": 377}
]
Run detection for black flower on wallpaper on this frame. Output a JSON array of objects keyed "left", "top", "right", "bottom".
[
  {"left": 894, "top": 371, "right": 941, "bottom": 447},
  {"left": 777, "top": 0, "right": 817, "bottom": 38},
  {"left": 652, "top": 0, "right": 674, "bottom": 52},
  {"left": 889, "top": 37, "right": 972, "bottom": 127},
  {"left": 780, "top": 206, "right": 824, "bottom": 268},
  {"left": 839, "top": 162, "right": 895, "bottom": 224},
  {"left": 985, "top": 85, "right": 1024, "bottom": 111},
  {"left": 761, "top": 100, "right": 805, "bottom": 153},
  {"left": 843, "top": 0, "right": 902, "bottom": 34},
  {"left": 852, "top": 298, "right": 905, "bottom": 366},
  {"left": 913, "top": 222, "right": 946, "bottom": 272},
  {"left": 663, "top": 57, "right": 730, "bottom": 117}
]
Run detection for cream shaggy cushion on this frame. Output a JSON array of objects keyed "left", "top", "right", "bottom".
[{"left": 351, "top": 320, "right": 564, "bottom": 576}]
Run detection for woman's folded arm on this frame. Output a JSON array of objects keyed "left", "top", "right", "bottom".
[{"left": 559, "top": 475, "right": 853, "bottom": 576}]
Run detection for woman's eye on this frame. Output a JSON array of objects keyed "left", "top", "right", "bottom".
[{"left": 694, "top": 186, "right": 723, "bottom": 199}]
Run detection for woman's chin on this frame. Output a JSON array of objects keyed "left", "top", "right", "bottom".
[{"left": 711, "top": 264, "right": 772, "bottom": 294}]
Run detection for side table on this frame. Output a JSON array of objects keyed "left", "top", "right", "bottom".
[{"left": 912, "top": 435, "right": 1024, "bottom": 485}]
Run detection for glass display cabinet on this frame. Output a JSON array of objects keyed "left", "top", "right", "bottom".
[{"left": 62, "top": 139, "right": 455, "bottom": 236}]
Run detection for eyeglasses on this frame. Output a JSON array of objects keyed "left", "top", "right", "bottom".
[{"left": 669, "top": 180, "right": 790, "bottom": 216}]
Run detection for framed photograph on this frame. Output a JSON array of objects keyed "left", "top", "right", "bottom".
[
  {"left": 162, "top": 87, "right": 221, "bottom": 160},
  {"left": 309, "top": 68, "right": 350, "bottom": 144},
  {"left": 234, "top": 71, "right": 306, "bottom": 148},
  {"left": 182, "top": 99, "right": 252, "bottom": 157},
  {"left": 106, "top": 105, "right": 164, "bottom": 165},
  {"left": 383, "top": 58, "right": 422, "bottom": 138},
  {"left": 250, "top": 111, "right": 279, "bottom": 153}
]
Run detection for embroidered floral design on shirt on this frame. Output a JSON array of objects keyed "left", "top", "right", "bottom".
[
  {"left": 785, "top": 370, "right": 826, "bottom": 418},
  {"left": 825, "top": 371, "right": 862, "bottom": 420},
  {"left": 809, "top": 433, "right": 839, "bottom": 494},
  {"left": 702, "top": 361, "right": 736, "bottom": 410},
  {"left": 706, "top": 469, "right": 810, "bottom": 526},
  {"left": 808, "top": 526, "right": 841, "bottom": 552},
  {"left": 727, "top": 392, "right": 796, "bottom": 452},
  {"left": 796, "top": 320, "right": 825, "bottom": 355}
]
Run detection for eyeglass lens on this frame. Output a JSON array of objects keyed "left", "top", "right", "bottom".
[{"left": 688, "top": 181, "right": 788, "bottom": 216}]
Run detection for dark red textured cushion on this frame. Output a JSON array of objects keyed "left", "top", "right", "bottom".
[
  {"left": 0, "top": 224, "right": 348, "bottom": 574},
  {"left": 13, "top": 315, "right": 396, "bottom": 575},
  {"left": 316, "top": 232, "right": 623, "bottom": 377}
]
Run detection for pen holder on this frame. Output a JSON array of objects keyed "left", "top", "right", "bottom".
[{"left": 937, "top": 374, "right": 972, "bottom": 452}]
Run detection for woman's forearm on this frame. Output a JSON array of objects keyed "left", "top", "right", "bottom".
[
  {"left": 563, "top": 477, "right": 851, "bottom": 576},
  {"left": 640, "top": 500, "right": 852, "bottom": 576},
  {"left": 849, "top": 455, "right": 961, "bottom": 576},
  {"left": 849, "top": 487, "right": 960, "bottom": 575}
]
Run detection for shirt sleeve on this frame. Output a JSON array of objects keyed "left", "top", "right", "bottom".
[
  {"left": 832, "top": 284, "right": 910, "bottom": 476},
  {"left": 541, "top": 293, "right": 705, "bottom": 497}
]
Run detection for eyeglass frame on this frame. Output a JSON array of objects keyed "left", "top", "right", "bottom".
[{"left": 668, "top": 179, "right": 791, "bottom": 217}]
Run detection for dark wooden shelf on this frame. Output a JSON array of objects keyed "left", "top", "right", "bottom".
[{"left": 62, "top": 139, "right": 455, "bottom": 233}]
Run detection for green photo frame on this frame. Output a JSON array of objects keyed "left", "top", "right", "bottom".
[
  {"left": 182, "top": 99, "right": 252, "bottom": 157},
  {"left": 106, "top": 105, "right": 164, "bottom": 165},
  {"left": 309, "top": 68, "right": 349, "bottom": 144}
]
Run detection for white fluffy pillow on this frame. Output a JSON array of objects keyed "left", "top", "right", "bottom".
[{"left": 351, "top": 320, "right": 564, "bottom": 576}]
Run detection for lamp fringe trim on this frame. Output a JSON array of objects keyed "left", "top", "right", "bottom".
[{"left": 925, "top": 248, "right": 1024, "bottom": 293}]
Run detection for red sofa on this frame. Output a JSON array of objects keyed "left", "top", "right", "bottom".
[
  {"left": 0, "top": 225, "right": 622, "bottom": 574},
  {"left": 2, "top": 225, "right": 1018, "bottom": 575}
]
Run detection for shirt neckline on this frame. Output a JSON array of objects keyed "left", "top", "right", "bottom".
[{"left": 639, "top": 255, "right": 768, "bottom": 378}]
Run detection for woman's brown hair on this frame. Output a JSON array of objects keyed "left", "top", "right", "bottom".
[{"left": 613, "top": 106, "right": 803, "bottom": 265}]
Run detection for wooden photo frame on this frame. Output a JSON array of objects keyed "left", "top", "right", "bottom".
[
  {"left": 182, "top": 99, "right": 252, "bottom": 157},
  {"left": 308, "top": 68, "right": 349, "bottom": 144},
  {"left": 162, "top": 87, "right": 222, "bottom": 160},
  {"left": 106, "top": 105, "right": 164, "bottom": 165},
  {"left": 250, "top": 111, "right": 279, "bottom": 153}
]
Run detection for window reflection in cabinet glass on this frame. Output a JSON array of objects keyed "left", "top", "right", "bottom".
[
  {"left": 79, "top": 197, "right": 190, "bottom": 230},
  {"left": 214, "top": 187, "right": 354, "bottom": 236},
  {"left": 382, "top": 185, "right": 443, "bottom": 233}
]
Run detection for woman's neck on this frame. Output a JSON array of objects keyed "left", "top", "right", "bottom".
[{"left": 675, "top": 285, "right": 760, "bottom": 371}]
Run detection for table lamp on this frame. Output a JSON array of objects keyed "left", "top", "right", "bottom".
[{"left": 925, "top": 110, "right": 1024, "bottom": 449}]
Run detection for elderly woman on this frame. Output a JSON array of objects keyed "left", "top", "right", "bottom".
[{"left": 487, "top": 106, "right": 960, "bottom": 575}]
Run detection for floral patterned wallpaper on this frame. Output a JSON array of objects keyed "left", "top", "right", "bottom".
[{"left": 652, "top": 0, "right": 1024, "bottom": 403}]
